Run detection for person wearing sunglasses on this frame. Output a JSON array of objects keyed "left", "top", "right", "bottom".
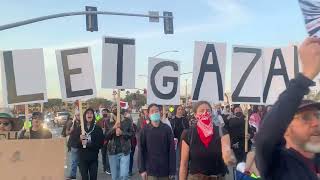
[
  {"left": 0, "top": 108, "right": 19, "bottom": 132},
  {"left": 19, "top": 112, "right": 52, "bottom": 139},
  {"left": 256, "top": 37, "right": 320, "bottom": 180}
]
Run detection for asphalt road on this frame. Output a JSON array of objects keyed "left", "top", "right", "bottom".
[{"left": 50, "top": 125, "right": 234, "bottom": 180}]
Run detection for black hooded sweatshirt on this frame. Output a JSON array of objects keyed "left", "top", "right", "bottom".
[{"left": 76, "top": 108, "right": 104, "bottom": 161}]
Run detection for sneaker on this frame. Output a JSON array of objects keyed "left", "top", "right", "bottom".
[
  {"left": 65, "top": 177, "right": 76, "bottom": 180},
  {"left": 105, "top": 170, "right": 111, "bottom": 175},
  {"left": 128, "top": 172, "right": 133, "bottom": 177}
]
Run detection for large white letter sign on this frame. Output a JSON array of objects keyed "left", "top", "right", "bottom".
[
  {"left": 56, "top": 47, "right": 97, "bottom": 101},
  {"left": 231, "top": 46, "right": 264, "bottom": 104},
  {"left": 101, "top": 36, "right": 135, "bottom": 89},
  {"left": 0, "top": 49, "right": 47, "bottom": 105},
  {"left": 263, "top": 46, "right": 296, "bottom": 104},
  {"left": 147, "top": 57, "right": 180, "bottom": 105},
  {"left": 191, "top": 41, "right": 226, "bottom": 103}
]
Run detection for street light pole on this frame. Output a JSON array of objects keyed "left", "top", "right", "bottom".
[
  {"left": 152, "top": 50, "right": 179, "bottom": 58},
  {"left": 185, "top": 79, "right": 188, "bottom": 106}
]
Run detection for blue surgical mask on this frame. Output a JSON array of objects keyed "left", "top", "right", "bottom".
[{"left": 150, "top": 113, "right": 161, "bottom": 122}]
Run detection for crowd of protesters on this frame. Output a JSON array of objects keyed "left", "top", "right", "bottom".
[{"left": 2, "top": 37, "right": 320, "bottom": 180}]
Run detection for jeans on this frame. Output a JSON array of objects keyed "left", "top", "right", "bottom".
[
  {"left": 108, "top": 153, "right": 130, "bottom": 180},
  {"left": 69, "top": 147, "right": 79, "bottom": 178},
  {"left": 129, "top": 147, "right": 136, "bottom": 174},
  {"left": 101, "top": 145, "right": 110, "bottom": 171},
  {"left": 79, "top": 159, "right": 98, "bottom": 180}
]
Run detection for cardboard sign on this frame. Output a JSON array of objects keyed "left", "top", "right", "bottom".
[
  {"left": 101, "top": 37, "right": 135, "bottom": 89},
  {"left": 191, "top": 41, "right": 226, "bottom": 103},
  {"left": 231, "top": 46, "right": 264, "bottom": 104},
  {"left": 147, "top": 57, "right": 180, "bottom": 105},
  {"left": 0, "top": 138, "right": 65, "bottom": 180},
  {"left": 56, "top": 47, "right": 97, "bottom": 101},
  {"left": 0, "top": 49, "right": 48, "bottom": 105},
  {"left": 0, "top": 131, "right": 19, "bottom": 140}
]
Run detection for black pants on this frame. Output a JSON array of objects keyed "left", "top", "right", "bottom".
[
  {"left": 101, "top": 145, "right": 110, "bottom": 171},
  {"left": 129, "top": 146, "right": 136, "bottom": 173},
  {"left": 79, "top": 159, "right": 98, "bottom": 180}
]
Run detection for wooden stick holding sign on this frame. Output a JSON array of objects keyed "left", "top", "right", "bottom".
[
  {"left": 245, "top": 108, "right": 249, "bottom": 153},
  {"left": 162, "top": 105, "right": 166, "bottom": 119},
  {"left": 24, "top": 104, "right": 30, "bottom": 139},
  {"left": 40, "top": 103, "right": 44, "bottom": 113},
  {"left": 117, "top": 89, "right": 121, "bottom": 124},
  {"left": 79, "top": 100, "right": 86, "bottom": 148}
]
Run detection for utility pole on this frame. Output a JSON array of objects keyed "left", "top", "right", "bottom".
[{"left": 185, "top": 79, "right": 188, "bottom": 106}]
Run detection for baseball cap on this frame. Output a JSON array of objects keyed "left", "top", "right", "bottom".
[{"left": 297, "top": 100, "right": 320, "bottom": 112}]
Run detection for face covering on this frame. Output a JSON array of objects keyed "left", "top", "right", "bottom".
[
  {"left": 150, "top": 113, "right": 161, "bottom": 122},
  {"left": 195, "top": 111, "right": 214, "bottom": 148},
  {"left": 235, "top": 112, "right": 243, "bottom": 118}
]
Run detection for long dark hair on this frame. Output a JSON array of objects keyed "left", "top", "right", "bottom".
[
  {"left": 193, "top": 101, "right": 212, "bottom": 116},
  {"left": 83, "top": 108, "right": 96, "bottom": 127}
]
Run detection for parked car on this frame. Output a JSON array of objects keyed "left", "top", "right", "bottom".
[{"left": 54, "top": 112, "right": 70, "bottom": 127}]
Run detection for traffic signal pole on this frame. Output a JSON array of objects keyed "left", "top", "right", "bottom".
[{"left": 0, "top": 9, "right": 174, "bottom": 34}]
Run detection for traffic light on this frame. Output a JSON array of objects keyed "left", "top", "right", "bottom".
[
  {"left": 85, "top": 6, "right": 98, "bottom": 32},
  {"left": 163, "top": 11, "right": 174, "bottom": 34}
]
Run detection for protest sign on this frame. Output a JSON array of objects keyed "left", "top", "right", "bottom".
[
  {"left": 263, "top": 46, "right": 296, "bottom": 104},
  {"left": 191, "top": 41, "right": 226, "bottom": 103},
  {"left": 0, "top": 138, "right": 65, "bottom": 180},
  {"left": 231, "top": 46, "right": 264, "bottom": 104},
  {"left": 101, "top": 37, "right": 135, "bottom": 89},
  {"left": 0, "top": 49, "right": 47, "bottom": 105},
  {"left": 147, "top": 57, "right": 180, "bottom": 105},
  {"left": 0, "top": 131, "right": 19, "bottom": 140},
  {"left": 56, "top": 47, "right": 97, "bottom": 101}
]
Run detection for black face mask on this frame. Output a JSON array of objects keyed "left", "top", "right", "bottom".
[{"left": 235, "top": 112, "right": 243, "bottom": 118}]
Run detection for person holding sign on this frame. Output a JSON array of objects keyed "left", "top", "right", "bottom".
[
  {"left": 65, "top": 112, "right": 81, "bottom": 180},
  {"left": 255, "top": 37, "right": 320, "bottom": 180},
  {"left": 18, "top": 112, "right": 52, "bottom": 139},
  {"left": 179, "top": 101, "right": 236, "bottom": 180},
  {"left": 105, "top": 107, "right": 133, "bottom": 180},
  {"left": 138, "top": 104, "right": 176, "bottom": 180},
  {"left": 224, "top": 106, "right": 252, "bottom": 163},
  {"left": 170, "top": 105, "right": 189, "bottom": 179},
  {"left": 77, "top": 108, "right": 104, "bottom": 180}
]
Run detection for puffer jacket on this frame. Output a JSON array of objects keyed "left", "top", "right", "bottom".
[{"left": 105, "top": 114, "right": 133, "bottom": 155}]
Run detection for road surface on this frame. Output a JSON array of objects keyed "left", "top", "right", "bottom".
[{"left": 50, "top": 125, "right": 234, "bottom": 180}]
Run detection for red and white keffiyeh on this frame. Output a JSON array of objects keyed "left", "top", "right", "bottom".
[{"left": 195, "top": 111, "right": 214, "bottom": 148}]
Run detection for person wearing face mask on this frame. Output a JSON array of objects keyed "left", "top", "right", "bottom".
[
  {"left": 224, "top": 106, "right": 252, "bottom": 163},
  {"left": 105, "top": 106, "right": 133, "bottom": 180},
  {"left": 179, "top": 101, "right": 236, "bottom": 180},
  {"left": 255, "top": 37, "right": 320, "bottom": 180},
  {"left": 138, "top": 104, "right": 176, "bottom": 180}
]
